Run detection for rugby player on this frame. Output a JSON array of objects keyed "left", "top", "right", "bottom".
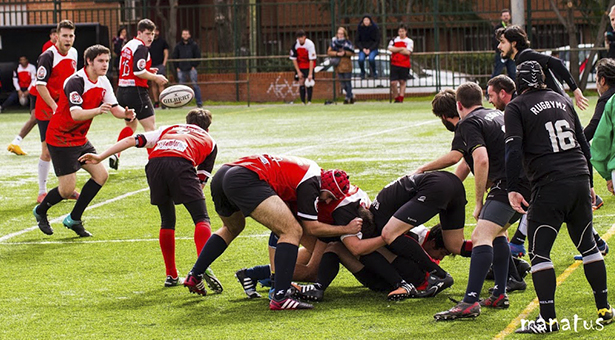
[
  {"left": 33, "top": 44, "right": 135, "bottom": 237},
  {"left": 80, "top": 108, "right": 218, "bottom": 288},
  {"left": 111, "top": 18, "right": 168, "bottom": 170},
  {"left": 506, "top": 61, "right": 612, "bottom": 333}
]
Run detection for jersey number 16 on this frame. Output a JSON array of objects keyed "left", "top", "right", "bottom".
[{"left": 545, "top": 120, "right": 575, "bottom": 153}]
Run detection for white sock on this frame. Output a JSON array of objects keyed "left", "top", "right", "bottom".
[
  {"left": 11, "top": 136, "right": 23, "bottom": 145},
  {"left": 38, "top": 159, "right": 51, "bottom": 195}
]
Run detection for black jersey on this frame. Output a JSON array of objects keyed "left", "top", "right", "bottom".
[
  {"left": 370, "top": 171, "right": 466, "bottom": 231},
  {"left": 505, "top": 88, "right": 591, "bottom": 190},
  {"left": 515, "top": 48, "right": 577, "bottom": 96},
  {"left": 452, "top": 106, "right": 507, "bottom": 184}
]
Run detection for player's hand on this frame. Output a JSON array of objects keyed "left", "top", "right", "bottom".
[
  {"left": 345, "top": 217, "right": 363, "bottom": 234},
  {"left": 150, "top": 67, "right": 158, "bottom": 73},
  {"left": 590, "top": 187, "right": 597, "bottom": 206},
  {"left": 472, "top": 201, "right": 483, "bottom": 221},
  {"left": 297, "top": 72, "right": 304, "bottom": 80},
  {"left": 98, "top": 103, "right": 112, "bottom": 115},
  {"left": 607, "top": 180, "right": 614, "bottom": 195},
  {"left": 508, "top": 191, "right": 528, "bottom": 214},
  {"left": 307, "top": 75, "right": 313, "bottom": 81},
  {"left": 573, "top": 89, "right": 589, "bottom": 111},
  {"left": 124, "top": 106, "right": 136, "bottom": 121},
  {"left": 337, "top": 51, "right": 344, "bottom": 57},
  {"left": 155, "top": 75, "right": 168, "bottom": 86},
  {"left": 51, "top": 102, "right": 58, "bottom": 114},
  {"left": 78, "top": 153, "right": 102, "bottom": 164}
]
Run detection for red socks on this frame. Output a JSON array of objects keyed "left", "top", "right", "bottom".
[
  {"left": 194, "top": 221, "right": 212, "bottom": 255},
  {"left": 159, "top": 229, "right": 177, "bottom": 277}
]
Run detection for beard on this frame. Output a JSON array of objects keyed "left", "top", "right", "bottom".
[
  {"left": 442, "top": 119, "right": 455, "bottom": 132},
  {"left": 501, "top": 48, "right": 513, "bottom": 60}
]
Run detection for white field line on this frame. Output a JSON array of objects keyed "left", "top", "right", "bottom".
[
  {"left": 284, "top": 120, "right": 438, "bottom": 155},
  {"left": 0, "top": 188, "right": 149, "bottom": 243},
  {"left": 493, "top": 222, "right": 615, "bottom": 339},
  {"left": 0, "top": 232, "right": 270, "bottom": 246}
]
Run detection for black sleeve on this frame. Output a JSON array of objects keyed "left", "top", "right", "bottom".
[
  {"left": 458, "top": 119, "right": 486, "bottom": 154},
  {"left": 197, "top": 144, "right": 217, "bottom": 183},
  {"left": 172, "top": 45, "right": 179, "bottom": 69},
  {"left": 572, "top": 107, "right": 594, "bottom": 187},
  {"left": 450, "top": 129, "right": 467, "bottom": 154},
  {"left": 295, "top": 176, "right": 320, "bottom": 220},
  {"left": 64, "top": 76, "right": 86, "bottom": 109},
  {"left": 36, "top": 50, "right": 53, "bottom": 84},
  {"left": 584, "top": 98, "right": 606, "bottom": 141},
  {"left": 368, "top": 27, "right": 380, "bottom": 51},
  {"left": 504, "top": 103, "right": 524, "bottom": 192},
  {"left": 545, "top": 55, "right": 578, "bottom": 91},
  {"left": 331, "top": 202, "right": 360, "bottom": 226},
  {"left": 133, "top": 45, "right": 149, "bottom": 73},
  {"left": 191, "top": 43, "right": 201, "bottom": 68}
]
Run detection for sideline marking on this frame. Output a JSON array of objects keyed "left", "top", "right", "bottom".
[
  {"left": 284, "top": 120, "right": 437, "bottom": 155},
  {"left": 0, "top": 188, "right": 149, "bottom": 243},
  {"left": 493, "top": 222, "right": 615, "bottom": 339},
  {"left": 0, "top": 232, "right": 270, "bottom": 245}
]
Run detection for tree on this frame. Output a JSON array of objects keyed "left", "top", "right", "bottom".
[{"left": 154, "top": 0, "right": 178, "bottom": 48}]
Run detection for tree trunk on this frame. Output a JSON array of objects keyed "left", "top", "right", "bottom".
[
  {"left": 579, "top": 0, "right": 615, "bottom": 90},
  {"left": 215, "top": 0, "right": 233, "bottom": 54}
]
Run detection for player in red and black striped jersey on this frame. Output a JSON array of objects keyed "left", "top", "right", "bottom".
[
  {"left": 33, "top": 45, "right": 135, "bottom": 238},
  {"left": 387, "top": 24, "right": 413, "bottom": 103},
  {"left": 80, "top": 108, "right": 217, "bottom": 287},
  {"left": 34, "top": 20, "right": 79, "bottom": 203},
  {"left": 111, "top": 18, "right": 168, "bottom": 171},
  {"left": 290, "top": 30, "right": 317, "bottom": 104},
  {"left": 186, "top": 154, "right": 362, "bottom": 310},
  {"left": 505, "top": 61, "right": 611, "bottom": 332}
]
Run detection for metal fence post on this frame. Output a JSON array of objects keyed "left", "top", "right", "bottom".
[
  {"left": 53, "top": 0, "right": 60, "bottom": 23},
  {"left": 331, "top": 0, "right": 336, "bottom": 103},
  {"left": 433, "top": 0, "right": 441, "bottom": 92},
  {"left": 526, "top": 0, "right": 532, "bottom": 42},
  {"left": 233, "top": 0, "right": 240, "bottom": 102}
]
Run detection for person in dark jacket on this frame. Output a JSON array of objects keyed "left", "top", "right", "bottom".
[
  {"left": 112, "top": 27, "right": 127, "bottom": 75},
  {"left": 356, "top": 15, "right": 380, "bottom": 79},
  {"left": 173, "top": 29, "right": 203, "bottom": 107},
  {"left": 490, "top": 9, "right": 515, "bottom": 80}
]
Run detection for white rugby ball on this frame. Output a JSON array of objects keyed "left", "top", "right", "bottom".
[{"left": 160, "top": 85, "right": 195, "bottom": 108}]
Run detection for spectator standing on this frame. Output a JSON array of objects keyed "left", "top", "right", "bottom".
[
  {"left": 327, "top": 27, "right": 355, "bottom": 104},
  {"left": 113, "top": 27, "right": 127, "bottom": 75},
  {"left": 490, "top": 9, "right": 516, "bottom": 80},
  {"left": 388, "top": 23, "right": 413, "bottom": 103},
  {"left": 173, "top": 29, "right": 203, "bottom": 108},
  {"left": 356, "top": 15, "right": 380, "bottom": 79},
  {"left": 149, "top": 28, "right": 169, "bottom": 108},
  {"left": 606, "top": 6, "right": 615, "bottom": 59}
]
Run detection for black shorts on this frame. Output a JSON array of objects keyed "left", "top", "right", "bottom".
[
  {"left": 47, "top": 141, "right": 96, "bottom": 176},
  {"left": 145, "top": 157, "right": 205, "bottom": 205},
  {"left": 117, "top": 86, "right": 154, "bottom": 121},
  {"left": 211, "top": 164, "right": 276, "bottom": 217},
  {"left": 479, "top": 198, "right": 520, "bottom": 227},
  {"left": 37, "top": 119, "right": 50, "bottom": 142},
  {"left": 295, "top": 68, "right": 315, "bottom": 81},
  {"left": 373, "top": 172, "right": 466, "bottom": 231},
  {"left": 29, "top": 94, "right": 37, "bottom": 111},
  {"left": 390, "top": 65, "right": 410, "bottom": 81}
]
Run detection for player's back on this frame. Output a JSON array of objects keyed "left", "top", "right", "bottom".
[{"left": 149, "top": 124, "right": 216, "bottom": 166}]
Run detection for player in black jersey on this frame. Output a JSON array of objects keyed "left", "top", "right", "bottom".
[
  {"left": 505, "top": 61, "right": 612, "bottom": 333},
  {"left": 417, "top": 83, "right": 529, "bottom": 320},
  {"left": 496, "top": 25, "right": 588, "bottom": 111}
]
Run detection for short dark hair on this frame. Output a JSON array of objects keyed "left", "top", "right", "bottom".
[
  {"left": 501, "top": 8, "right": 510, "bottom": 14},
  {"left": 398, "top": 23, "right": 407, "bottom": 31},
  {"left": 84, "top": 44, "right": 110, "bottom": 66},
  {"left": 296, "top": 30, "right": 306, "bottom": 38},
  {"left": 117, "top": 26, "right": 126, "bottom": 36},
  {"left": 426, "top": 224, "right": 446, "bottom": 250},
  {"left": 456, "top": 82, "right": 483, "bottom": 108},
  {"left": 137, "top": 18, "right": 156, "bottom": 32},
  {"left": 596, "top": 58, "right": 615, "bottom": 88},
  {"left": 50, "top": 28, "right": 57, "bottom": 34},
  {"left": 57, "top": 20, "right": 75, "bottom": 32},
  {"left": 487, "top": 75, "right": 515, "bottom": 94},
  {"left": 186, "top": 108, "right": 212, "bottom": 130},
  {"left": 431, "top": 88, "right": 458, "bottom": 119},
  {"left": 501, "top": 25, "right": 530, "bottom": 51},
  {"left": 357, "top": 206, "right": 377, "bottom": 239}
]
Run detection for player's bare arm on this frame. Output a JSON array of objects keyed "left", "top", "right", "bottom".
[
  {"left": 308, "top": 60, "right": 314, "bottom": 80},
  {"left": 342, "top": 235, "right": 386, "bottom": 256},
  {"left": 110, "top": 105, "right": 136, "bottom": 121},
  {"left": 79, "top": 136, "right": 136, "bottom": 164},
  {"left": 414, "top": 150, "right": 462, "bottom": 174},
  {"left": 471, "top": 146, "right": 489, "bottom": 220},
  {"left": 36, "top": 84, "right": 57, "bottom": 113},
  {"left": 301, "top": 217, "right": 362, "bottom": 238},
  {"left": 292, "top": 60, "right": 303, "bottom": 78},
  {"left": 573, "top": 88, "right": 589, "bottom": 111},
  {"left": 136, "top": 70, "right": 168, "bottom": 86}
]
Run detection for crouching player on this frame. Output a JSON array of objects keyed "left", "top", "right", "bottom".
[
  {"left": 80, "top": 108, "right": 219, "bottom": 289},
  {"left": 33, "top": 44, "right": 135, "bottom": 237}
]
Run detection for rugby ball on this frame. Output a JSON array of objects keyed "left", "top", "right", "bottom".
[{"left": 160, "top": 85, "right": 195, "bottom": 108}]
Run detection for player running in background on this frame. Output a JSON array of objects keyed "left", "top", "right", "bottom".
[
  {"left": 34, "top": 20, "right": 79, "bottom": 204},
  {"left": 111, "top": 18, "right": 168, "bottom": 170},
  {"left": 33, "top": 44, "right": 135, "bottom": 237},
  {"left": 290, "top": 30, "right": 317, "bottom": 105},
  {"left": 506, "top": 61, "right": 612, "bottom": 333},
  {"left": 184, "top": 154, "right": 362, "bottom": 310},
  {"left": 5, "top": 56, "right": 36, "bottom": 155},
  {"left": 80, "top": 108, "right": 216, "bottom": 287}
]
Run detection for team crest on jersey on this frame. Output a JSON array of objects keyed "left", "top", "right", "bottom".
[
  {"left": 137, "top": 59, "right": 146, "bottom": 71},
  {"left": 37, "top": 66, "right": 47, "bottom": 80},
  {"left": 69, "top": 91, "right": 83, "bottom": 105}
]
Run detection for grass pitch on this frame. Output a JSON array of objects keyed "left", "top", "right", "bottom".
[{"left": 0, "top": 99, "right": 614, "bottom": 339}]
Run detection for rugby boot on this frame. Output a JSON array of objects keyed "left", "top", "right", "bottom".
[
  {"left": 434, "top": 301, "right": 481, "bottom": 321},
  {"left": 184, "top": 272, "right": 207, "bottom": 296},
  {"left": 235, "top": 268, "right": 261, "bottom": 298}
]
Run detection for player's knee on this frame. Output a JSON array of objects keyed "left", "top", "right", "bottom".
[
  {"left": 278, "top": 222, "right": 302, "bottom": 242},
  {"left": 93, "top": 169, "right": 108, "bottom": 186},
  {"left": 381, "top": 226, "right": 401, "bottom": 244}
]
